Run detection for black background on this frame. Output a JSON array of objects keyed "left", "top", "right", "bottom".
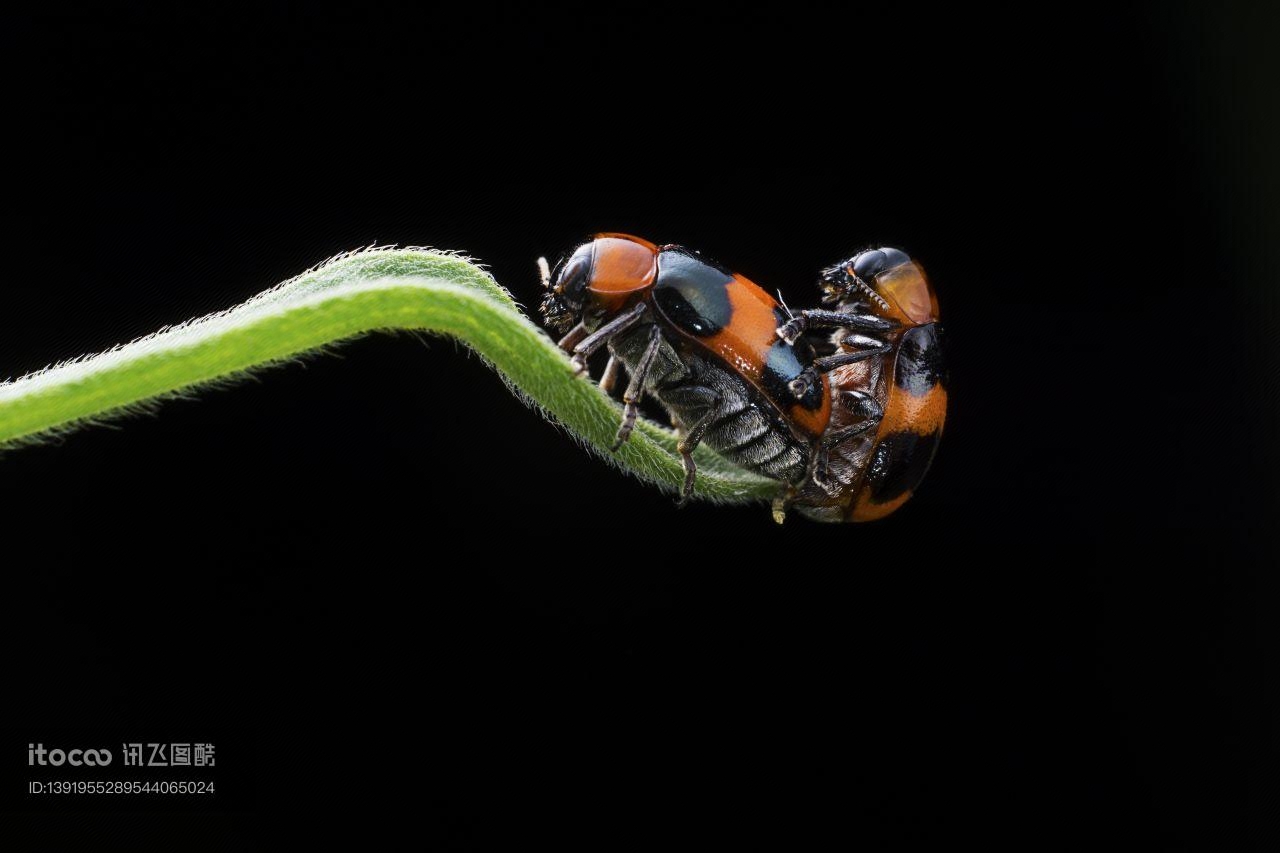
[{"left": 2, "top": 3, "right": 1276, "bottom": 849}]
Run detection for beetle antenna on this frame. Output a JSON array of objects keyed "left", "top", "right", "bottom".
[
  {"left": 838, "top": 263, "right": 890, "bottom": 311},
  {"left": 856, "top": 279, "right": 891, "bottom": 311},
  {"left": 537, "top": 257, "right": 551, "bottom": 289}
]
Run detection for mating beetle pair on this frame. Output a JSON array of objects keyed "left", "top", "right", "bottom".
[{"left": 539, "top": 234, "right": 946, "bottom": 523}]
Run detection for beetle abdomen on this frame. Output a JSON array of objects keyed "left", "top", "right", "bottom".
[
  {"left": 659, "top": 354, "right": 809, "bottom": 482},
  {"left": 607, "top": 327, "right": 810, "bottom": 483}
]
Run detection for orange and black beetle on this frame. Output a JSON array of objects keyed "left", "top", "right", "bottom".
[
  {"left": 538, "top": 234, "right": 945, "bottom": 522},
  {"left": 539, "top": 233, "right": 834, "bottom": 503},
  {"left": 779, "top": 248, "right": 947, "bottom": 522}
]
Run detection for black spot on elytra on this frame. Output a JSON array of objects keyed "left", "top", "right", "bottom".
[
  {"left": 762, "top": 340, "right": 823, "bottom": 411},
  {"left": 659, "top": 244, "right": 734, "bottom": 276},
  {"left": 653, "top": 249, "right": 734, "bottom": 337},
  {"left": 863, "top": 429, "right": 941, "bottom": 504},
  {"left": 894, "top": 323, "right": 946, "bottom": 395}
]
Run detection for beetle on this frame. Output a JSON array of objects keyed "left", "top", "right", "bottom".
[
  {"left": 539, "top": 233, "right": 846, "bottom": 505},
  {"left": 778, "top": 247, "right": 947, "bottom": 522}
]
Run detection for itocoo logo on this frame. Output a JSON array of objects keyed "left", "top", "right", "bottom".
[{"left": 28, "top": 744, "right": 113, "bottom": 766}]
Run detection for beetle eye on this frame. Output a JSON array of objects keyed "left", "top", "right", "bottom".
[
  {"left": 554, "top": 248, "right": 593, "bottom": 302},
  {"left": 851, "top": 247, "right": 911, "bottom": 283}
]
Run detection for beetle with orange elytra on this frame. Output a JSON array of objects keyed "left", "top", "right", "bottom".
[
  {"left": 538, "top": 233, "right": 945, "bottom": 522},
  {"left": 779, "top": 247, "right": 947, "bottom": 522}
]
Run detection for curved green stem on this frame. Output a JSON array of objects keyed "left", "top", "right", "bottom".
[{"left": 0, "top": 248, "right": 776, "bottom": 504}]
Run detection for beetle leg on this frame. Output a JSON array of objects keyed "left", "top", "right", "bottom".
[
  {"left": 841, "top": 332, "right": 888, "bottom": 350},
  {"left": 838, "top": 389, "right": 883, "bottom": 422},
  {"left": 599, "top": 356, "right": 623, "bottom": 396},
  {"left": 776, "top": 308, "right": 896, "bottom": 345},
  {"left": 673, "top": 390, "right": 722, "bottom": 507},
  {"left": 787, "top": 366, "right": 820, "bottom": 400},
  {"left": 811, "top": 441, "right": 834, "bottom": 487},
  {"left": 557, "top": 323, "right": 587, "bottom": 352},
  {"left": 821, "top": 419, "right": 878, "bottom": 448},
  {"left": 812, "top": 339, "right": 893, "bottom": 374},
  {"left": 771, "top": 492, "right": 791, "bottom": 525},
  {"left": 789, "top": 336, "right": 894, "bottom": 399},
  {"left": 611, "top": 324, "right": 662, "bottom": 451},
  {"left": 812, "top": 392, "right": 883, "bottom": 483},
  {"left": 570, "top": 302, "right": 648, "bottom": 373}
]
